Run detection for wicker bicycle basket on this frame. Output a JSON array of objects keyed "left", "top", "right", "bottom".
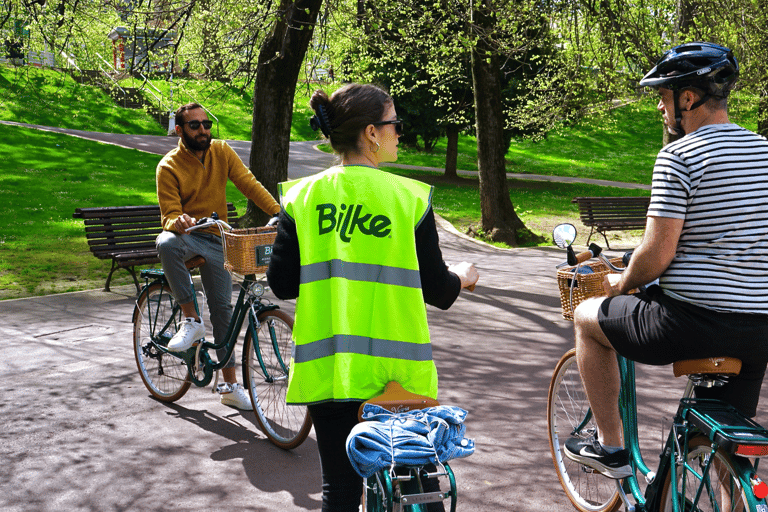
[
  {"left": 223, "top": 227, "right": 277, "bottom": 275},
  {"left": 557, "top": 257, "right": 626, "bottom": 321}
]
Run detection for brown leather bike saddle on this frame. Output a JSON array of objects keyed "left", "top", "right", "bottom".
[{"left": 358, "top": 381, "right": 440, "bottom": 422}]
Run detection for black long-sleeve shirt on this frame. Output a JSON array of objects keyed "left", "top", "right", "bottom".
[{"left": 267, "top": 207, "right": 461, "bottom": 310}]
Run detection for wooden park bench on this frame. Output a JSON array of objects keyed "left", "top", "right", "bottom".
[
  {"left": 572, "top": 196, "right": 650, "bottom": 249},
  {"left": 73, "top": 203, "right": 240, "bottom": 293}
]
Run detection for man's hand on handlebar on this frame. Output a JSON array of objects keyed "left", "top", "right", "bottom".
[
  {"left": 603, "top": 273, "right": 624, "bottom": 297},
  {"left": 174, "top": 213, "right": 197, "bottom": 233},
  {"left": 448, "top": 261, "right": 479, "bottom": 291}
]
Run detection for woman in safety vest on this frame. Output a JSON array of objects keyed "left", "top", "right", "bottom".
[{"left": 267, "top": 83, "right": 479, "bottom": 512}]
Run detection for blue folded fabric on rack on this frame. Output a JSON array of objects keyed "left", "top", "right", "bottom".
[{"left": 345, "top": 404, "right": 475, "bottom": 478}]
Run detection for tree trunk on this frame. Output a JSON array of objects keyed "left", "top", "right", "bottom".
[
  {"left": 445, "top": 124, "right": 459, "bottom": 178},
  {"left": 470, "top": 0, "right": 542, "bottom": 246},
  {"left": 243, "top": 0, "right": 324, "bottom": 227}
]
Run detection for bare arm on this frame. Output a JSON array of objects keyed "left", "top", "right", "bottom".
[{"left": 604, "top": 215, "right": 684, "bottom": 296}]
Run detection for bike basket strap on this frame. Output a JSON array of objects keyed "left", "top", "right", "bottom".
[
  {"left": 556, "top": 257, "right": 626, "bottom": 320},
  {"left": 223, "top": 228, "right": 276, "bottom": 274},
  {"left": 683, "top": 398, "right": 768, "bottom": 456}
]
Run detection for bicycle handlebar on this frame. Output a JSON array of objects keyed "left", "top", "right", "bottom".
[
  {"left": 185, "top": 214, "right": 232, "bottom": 233},
  {"left": 598, "top": 253, "right": 626, "bottom": 273}
]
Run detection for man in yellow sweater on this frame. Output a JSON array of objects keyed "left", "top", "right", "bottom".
[{"left": 156, "top": 103, "right": 280, "bottom": 410}]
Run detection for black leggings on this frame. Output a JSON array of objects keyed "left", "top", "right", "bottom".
[{"left": 308, "top": 401, "right": 445, "bottom": 512}]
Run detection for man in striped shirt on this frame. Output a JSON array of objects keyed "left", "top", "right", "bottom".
[{"left": 563, "top": 42, "right": 768, "bottom": 479}]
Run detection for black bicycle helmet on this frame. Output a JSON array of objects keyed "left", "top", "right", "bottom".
[
  {"left": 640, "top": 42, "right": 738, "bottom": 134},
  {"left": 640, "top": 42, "right": 738, "bottom": 96}
]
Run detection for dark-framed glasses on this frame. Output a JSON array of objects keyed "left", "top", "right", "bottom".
[
  {"left": 373, "top": 118, "right": 404, "bottom": 135},
  {"left": 181, "top": 119, "right": 213, "bottom": 130}
]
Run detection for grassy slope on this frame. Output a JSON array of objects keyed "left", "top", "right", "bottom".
[{"left": 0, "top": 65, "right": 163, "bottom": 134}]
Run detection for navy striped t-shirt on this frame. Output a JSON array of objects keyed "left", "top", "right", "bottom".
[{"left": 649, "top": 123, "right": 768, "bottom": 314}]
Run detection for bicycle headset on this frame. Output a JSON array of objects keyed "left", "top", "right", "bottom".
[{"left": 639, "top": 42, "right": 739, "bottom": 135}]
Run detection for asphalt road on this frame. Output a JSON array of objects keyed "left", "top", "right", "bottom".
[{"left": 5, "top": 226, "right": 760, "bottom": 511}]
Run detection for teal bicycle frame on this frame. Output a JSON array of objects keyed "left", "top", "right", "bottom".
[{"left": 612, "top": 354, "right": 768, "bottom": 512}]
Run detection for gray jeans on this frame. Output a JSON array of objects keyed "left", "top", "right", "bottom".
[{"left": 156, "top": 231, "right": 235, "bottom": 368}]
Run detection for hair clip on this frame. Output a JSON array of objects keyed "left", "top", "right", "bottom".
[{"left": 310, "top": 104, "right": 333, "bottom": 137}]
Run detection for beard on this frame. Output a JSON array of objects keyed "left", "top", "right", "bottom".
[{"left": 182, "top": 130, "right": 212, "bottom": 152}]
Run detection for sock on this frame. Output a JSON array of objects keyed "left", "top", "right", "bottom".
[{"left": 597, "top": 435, "right": 623, "bottom": 453}]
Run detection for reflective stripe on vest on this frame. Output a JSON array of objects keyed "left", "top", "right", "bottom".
[
  {"left": 300, "top": 259, "right": 421, "bottom": 288},
  {"left": 293, "top": 334, "right": 433, "bottom": 364}
]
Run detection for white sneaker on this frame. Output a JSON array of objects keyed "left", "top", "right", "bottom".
[
  {"left": 167, "top": 318, "right": 205, "bottom": 351},
  {"left": 219, "top": 383, "right": 253, "bottom": 411}
]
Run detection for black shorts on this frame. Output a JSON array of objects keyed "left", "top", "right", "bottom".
[{"left": 598, "top": 286, "right": 768, "bottom": 417}]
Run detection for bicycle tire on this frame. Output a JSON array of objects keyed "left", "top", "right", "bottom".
[
  {"left": 133, "top": 283, "right": 191, "bottom": 402},
  {"left": 659, "top": 434, "right": 754, "bottom": 512},
  {"left": 547, "top": 348, "right": 621, "bottom": 512},
  {"left": 242, "top": 309, "right": 312, "bottom": 450}
]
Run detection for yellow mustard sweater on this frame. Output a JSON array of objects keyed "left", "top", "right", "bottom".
[{"left": 156, "top": 138, "right": 280, "bottom": 233}]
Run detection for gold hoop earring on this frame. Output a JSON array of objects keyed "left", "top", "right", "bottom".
[{"left": 372, "top": 141, "right": 380, "bottom": 153}]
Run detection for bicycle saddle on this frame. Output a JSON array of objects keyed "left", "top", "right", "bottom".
[
  {"left": 185, "top": 256, "right": 206, "bottom": 270},
  {"left": 673, "top": 357, "right": 742, "bottom": 377},
  {"left": 358, "top": 381, "right": 440, "bottom": 421}
]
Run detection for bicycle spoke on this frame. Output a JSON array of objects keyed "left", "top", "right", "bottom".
[
  {"left": 243, "top": 309, "right": 311, "bottom": 450},
  {"left": 133, "top": 283, "right": 191, "bottom": 402}
]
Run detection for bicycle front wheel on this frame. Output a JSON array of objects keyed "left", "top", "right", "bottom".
[
  {"left": 243, "top": 309, "right": 312, "bottom": 450},
  {"left": 133, "top": 283, "right": 191, "bottom": 402},
  {"left": 547, "top": 348, "right": 621, "bottom": 512},
  {"left": 659, "top": 435, "right": 753, "bottom": 512}
]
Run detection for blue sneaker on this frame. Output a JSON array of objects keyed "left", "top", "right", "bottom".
[{"left": 564, "top": 436, "right": 632, "bottom": 479}]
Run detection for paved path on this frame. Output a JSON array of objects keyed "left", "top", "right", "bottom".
[
  {"left": 4, "top": 121, "right": 746, "bottom": 511},
  {"left": 0, "top": 222, "right": 715, "bottom": 512}
]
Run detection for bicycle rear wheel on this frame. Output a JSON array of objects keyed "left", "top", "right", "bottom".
[
  {"left": 659, "top": 435, "right": 753, "bottom": 512},
  {"left": 547, "top": 349, "right": 621, "bottom": 512},
  {"left": 133, "top": 283, "right": 191, "bottom": 402},
  {"left": 243, "top": 309, "right": 312, "bottom": 450}
]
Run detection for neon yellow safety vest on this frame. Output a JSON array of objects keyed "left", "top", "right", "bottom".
[{"left": 279, "top": 165, "right": 438, "bottom": 405}]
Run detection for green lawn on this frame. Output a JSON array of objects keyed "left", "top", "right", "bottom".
[
  {"left": 1, "top": 121, "right": 646, "bottom": 299},
  {"left": 0, "top": 65, "right": 164, "bottom": 134}
]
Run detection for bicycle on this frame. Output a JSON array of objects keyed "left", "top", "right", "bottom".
[
  {"left": 356, "top": 382, "right": 460, "bottom": 512},
  {"left": 547, "top": 223, "right": 768, "bottom": 512},
  {"left": 131, "top": 214, "right": 312, "bottom": 450}
]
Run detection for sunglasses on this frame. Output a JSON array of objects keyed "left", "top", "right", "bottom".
[
  {"left": 373, "top": 118, "right": 404, "bottom": 135},
  {"left": 181, "top": 119, "right": 213, "bottom": 130}
]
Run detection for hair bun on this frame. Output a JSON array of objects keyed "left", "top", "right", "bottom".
[{"left": 310, "top": 102, "right": 333, "bottom": 137}]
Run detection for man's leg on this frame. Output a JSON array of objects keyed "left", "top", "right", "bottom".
[
  {"left": 195, "top": 234, "right": 252, "bottom": 410},
  {"left": 156, "top": 231, "right": 206, "bottom": 349},
  {"left": 563, "top": 296, "right": 632, "bottom": 479},
  {"left": 573, "top": 297, "right": 623, "bottom": 447}
]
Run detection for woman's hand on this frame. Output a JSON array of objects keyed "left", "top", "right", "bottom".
[{"left": 448, "top": 261, "right": 479, "bottom": 290}]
